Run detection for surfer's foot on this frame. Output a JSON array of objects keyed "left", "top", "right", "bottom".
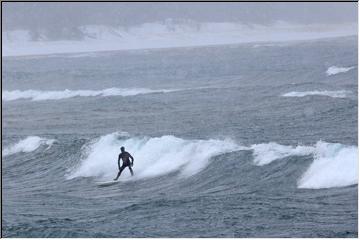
[{"left": 113, "top": 178, "right": 117, "bottom": 181}]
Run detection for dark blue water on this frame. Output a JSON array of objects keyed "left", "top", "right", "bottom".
[{"left": 2, "top": 36, "right": 358, "bottom": 237}]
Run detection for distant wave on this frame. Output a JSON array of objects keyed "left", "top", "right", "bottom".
[
  {"left": 250, "top": 141, "right": 358, "bottom": 189},
  {"left": 282, "top": 90, "right": 351, "bottom": 98},
  {"left": 326, "top": 66, "right": 355, "bottom": 76},
  {"left": 2, "top": 136, "right": 55, "bottom": 156},
  {"left": 67, "top": 132, "right": 244, "bottom": 180},
  {"left": 2, "top": 88, "right": 179, "bottom": 101}
]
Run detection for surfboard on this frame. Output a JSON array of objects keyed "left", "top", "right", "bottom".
[{"left": 96, "top": 180, "right": 119, "bottom": 187}]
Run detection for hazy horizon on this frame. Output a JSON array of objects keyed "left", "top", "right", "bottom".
[
  {"left": 2, "top": 2, "right": 358, "bottom": 56},
  {"left": 3, "top": 2, "right": 357, "bottom": 31}
]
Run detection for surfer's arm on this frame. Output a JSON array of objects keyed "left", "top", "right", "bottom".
[{"left": 129, "top": 154, "right": 134, "bottom": 165}]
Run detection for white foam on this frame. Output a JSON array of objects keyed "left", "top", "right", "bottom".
[
  {"left": 2, "top": 136, "right": 55, "bottom": 156},
  {"left": 3, "top": 22, "right": 357, "bottom": 57},
  {"left": 326, "top": 66, "right": 355, "bottom": 76},
  {"left": 282, "top": 90, "right": 351, "bottom": 98},
  {"left": 250, "top": 141, "right": 358, "bottom": 189},
  {"left": 251, "top": 142, "right": 314, "bottom": 166},
  {"left": 2, "top": 88, "right": 179, "bottom": 102},
  {"left": 67, "top": 132, "right": 243, "bottom": 180},
  {"left": 298, "top": 141, "right": 358, "bottom": 189}
]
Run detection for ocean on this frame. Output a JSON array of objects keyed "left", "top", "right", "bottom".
[{"left": 2, "top": 36, "right": 358, "bottom": 237}]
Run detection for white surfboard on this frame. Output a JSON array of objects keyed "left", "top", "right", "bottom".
[{"left": 96, "top": 180, "right": 120, "bottom": 187}]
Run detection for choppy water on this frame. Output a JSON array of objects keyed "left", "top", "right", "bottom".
[{"left": 2, "top": 36, "right": 358, "bottom": 237}]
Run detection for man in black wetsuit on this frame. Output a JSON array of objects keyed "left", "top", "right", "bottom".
[{"left": 114, "top": 146, "right": 134, "bottom": 180}]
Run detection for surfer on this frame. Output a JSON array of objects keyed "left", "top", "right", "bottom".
[{"left": 114, "top": 146, "right": 134, "bottom": 180}]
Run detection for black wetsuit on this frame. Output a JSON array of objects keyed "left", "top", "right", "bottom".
[{"left": 114, "top": 151, "right": 134, "bottom": 180}]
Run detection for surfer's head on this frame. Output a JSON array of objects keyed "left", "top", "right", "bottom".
[{"left": 120, "top": 146, "right": 125, "bottom": 152}]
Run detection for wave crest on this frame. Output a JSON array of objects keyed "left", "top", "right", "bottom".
[
  {"left": 2, "top": 136, "right": 56, "bottom": 156},
  {"left": 251, "top": 142, "right": 313, "bottom": 166}
]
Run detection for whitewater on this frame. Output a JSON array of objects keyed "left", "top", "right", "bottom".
[{"left": 2, "top": 35, "right": 357, "bottom": 237}]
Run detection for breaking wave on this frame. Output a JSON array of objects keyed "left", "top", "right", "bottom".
[
  {"left": 250, "top": 141, "right": 358, "bottom": 189},
  {"left": 2, "top": 136, "right": 56, "bottom": 156},
  {"left": 298, "top": 142, "right": 358, "bottom": 189},
  {"left": 282, "top": 90, "right": 351, "bottom": 98},
  {"left": 326, "top": 66, "right": 355, "bottom": 76},
  {"left": 66, "top": 131, "right": 357, "bottom": 189},
  {"left": 67, "top": 132, "right": 243, "bottom": 180},
  {"left": 251, "top": 142, "right": 313, "bottom": 166},
  {"left": 2, "top": 88, "right": 179, "bottom": 101}
]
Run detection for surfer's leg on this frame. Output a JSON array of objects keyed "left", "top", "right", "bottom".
[
  {"left": 114, "top": 171, "right": 121, "bottom": 180},
  {"left": 114, "top": 166, "right": 125, "bottom": 180},
  {"left": 128, "top": 166, "right": 134, "bottom": 176}
]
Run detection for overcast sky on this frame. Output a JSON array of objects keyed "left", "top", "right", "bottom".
[{"left": 3, "top": 2, "right": 357, "bottom": 31}]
